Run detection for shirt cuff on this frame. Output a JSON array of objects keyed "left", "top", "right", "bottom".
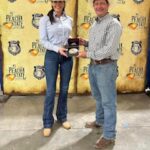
[
  {"left": 86, "top": 51, "right": 91, "bottom": 58},
  {"left": 84, "top": 41, "right": 89, "bottom": 47}
]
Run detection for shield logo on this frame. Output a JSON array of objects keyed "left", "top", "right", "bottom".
[
  {"left": 8, "top": 0, "right": 16, "bottom": 2},
  {"left": 33, "top": 66, "right": 45, "bottom": 80},
  {"left": 32, "top": 14, "right": 43, "bottom": 29},
  {"left": 133, "top": 0, "right": 144, "bottom": 4},
  {"left": 131, "top": 41, "right": 142, "bottom": 55},
  {"left": 8, "top": 41, "right": 21, "bottom": 56}
]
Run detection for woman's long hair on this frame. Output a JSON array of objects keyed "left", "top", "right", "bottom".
[{"left": 47, "top": 7, "right": 65, "bottom": 24}]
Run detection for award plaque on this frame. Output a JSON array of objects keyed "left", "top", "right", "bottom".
[{"left": 66, "top": 38, "right": 79, "bottom": 56}]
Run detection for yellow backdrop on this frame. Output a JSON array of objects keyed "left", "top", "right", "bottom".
[
  {"left": 0, "top": 0, "right": 150, "bottom": 94},
  {"left": 77, "top": 0, "right": 150, "bottom": 93}
]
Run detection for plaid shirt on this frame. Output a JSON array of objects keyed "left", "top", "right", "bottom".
[{"left": 87, "top": 13, "right": 122, "bottom": 60}]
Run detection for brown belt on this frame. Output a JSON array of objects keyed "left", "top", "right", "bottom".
[{"left": 90, "top": 58, "right": 116, "bottom": 65}]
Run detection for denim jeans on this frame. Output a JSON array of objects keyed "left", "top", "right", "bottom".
[
  {"left": 88, "top": 61, "right": 118, "bottom": 140},
  {"left": 43, "top": 50, "right": 73, "bottom": 128}
]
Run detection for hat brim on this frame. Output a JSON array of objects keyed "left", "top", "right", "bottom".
[{"left": 50, "top": 0, "right": 68, "bottom": 2}]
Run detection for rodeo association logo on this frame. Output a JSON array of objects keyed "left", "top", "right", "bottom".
[
  {"left": 131, "top": 41, "right": 142, "bottom": 55},
  {"left": 8, "top": 0, "right": 16, "bottom": 2},
  {"left": 133, "top": 0, "right": 144, "bottom": 4},
  {"left": 126, "top": 64, "right": 144, "bottom": 80},
  {"left": 117, "top": 43, "right": 123, "bottom": 55},
  {"left": 34, "top": 66, "right": 45, "bottom": 80},
  {"left": 39, "top": 0, "right": 51, "bottom": 2},
  {"left": 80, "top": 65, "right": 89, "bottom": 80},
  {"left": 32, "top": 14, "right": 43, "bottom": 29},
  {"left": 28, "top": 0, "right": 50, "bottom": 3},
  {"left": 6, "top": 64, "right": 26, "bottom": 81},
  {"left": 111, "top": 14, "right": 120, "bottom": 21},
  {"left": 29, "top": 40, "right": 46, "bottom": 56},
  {"left": 4, "top": 12, "right": 24, "bottom": 29},
  {"left": 8, "top": 40, "right": 21, "bottom": 56},
  {"left": 117, "top": 0, "right": 125, "bottom": 4},
  {"left": 81, "top": 13, "right": 95, "bottom": 30},
  {"left": 128, "top": 13, "right": 147, "bottom": 30}
]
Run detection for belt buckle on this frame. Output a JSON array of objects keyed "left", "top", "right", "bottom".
[
  {"left": 95, "top": 60, "right": 102, "bottom": 64},
  {"left": 91, "top": 59, "right": 100, "bottom": 65},
  {"left": 99, "top": 60, "right": 102, "bottom": 64}
]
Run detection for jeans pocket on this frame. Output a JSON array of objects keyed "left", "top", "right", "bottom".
[{"left": 45, "top": 50, "right": 58, "bottom": 61}]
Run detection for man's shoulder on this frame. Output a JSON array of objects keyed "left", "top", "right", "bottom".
[{"left": 107, "top": 15, "right": 122, "bottom": 28}]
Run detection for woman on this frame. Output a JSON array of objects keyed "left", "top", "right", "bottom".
[{"left": 39, "top": 0, "right": 73, "bottom": 137}]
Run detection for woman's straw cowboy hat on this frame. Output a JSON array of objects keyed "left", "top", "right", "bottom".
[{"left": 51, "top": 0, "right": 68, "bottom": 2}]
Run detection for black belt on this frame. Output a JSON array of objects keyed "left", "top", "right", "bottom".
[{"left": 90, "top": 58, "right": 116, "bottom": 65}]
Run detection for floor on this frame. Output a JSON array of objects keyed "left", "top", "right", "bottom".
[{"left": 0, "top": 93, "right": 150, "bottom": 150}]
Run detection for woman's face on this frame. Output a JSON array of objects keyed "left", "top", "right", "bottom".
[{"left": 51, "top": 1, "right": 65, "bottom": 15}]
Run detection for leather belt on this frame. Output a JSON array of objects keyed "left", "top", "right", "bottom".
[{"left": 90, "top": 58, "right": 116, "bottom": 65}]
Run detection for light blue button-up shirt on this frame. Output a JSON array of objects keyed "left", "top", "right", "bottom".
[{"left": 39, "top": 12, "right": 72, "bottom": 53}]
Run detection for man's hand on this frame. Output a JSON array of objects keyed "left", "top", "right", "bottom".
[
  {"left": 79, "top": 38, "right": 87, "bottom": 46},
  {"left": 58, "top": 47, "right": 68, "bottom": 57},
  {"left": 77, "top": 51, "right": 87, "bottom": 58}
]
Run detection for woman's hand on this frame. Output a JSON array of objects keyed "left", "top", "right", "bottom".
[{"left": 58, "top": 47, "right": 68, "bottom": 57}]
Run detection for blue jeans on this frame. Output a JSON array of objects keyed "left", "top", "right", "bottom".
[
  {"left": 88, "top": 61, "right": 118, "bottom": 140},
  {"left": 43, "top": 50, "right": 73, "bottom": 128}
]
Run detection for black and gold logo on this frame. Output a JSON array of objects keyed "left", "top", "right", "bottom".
[
  {"left": 8, "top": 41, "right": 21, "bottom": 56},
  {"left": 133, "top": 0, "right": 144, "bottom": 4},
  {"left": 80, "top": 65, "right": 89, "bottom": 80},
  {"left": 117, "top": 0, "right": 125, "bottom": 4},
  {"left": 126, "top": 64, "right": 144, "bottom": 80},
  {"left": 28, "top": 0, "right": 50, "bottom": 3},
  {"left": 81, "top": 13, "right": 95, "bottom": 30},
  {"left": 32, "top": 14, "right": 43, "bottom": 29},
  {"left": 4, "top": 12, "right": 24, "bottom": 29},
  {"left": 33, "top": 66, "right": 45, "bottom": 80},
  {"left": 29, "top": 39, "right": 46, "bottom": 56},
  {"left": 111, "top": 14, "right": 120, "bottom": 21},
  {"left": 6, "top": 64, "right": 26, "bottom": 81},
  {"left": 117, "top": 43, "right": 123, "bottom": 55},
  {"left": 8, "top": 0, "right": 16, "bottom": 2},
  {"left": 129, "top": 13, "right": 147, "bottom": 29},
  {"left": 131, "top": 41, "right": 142, "bottom": 55}
]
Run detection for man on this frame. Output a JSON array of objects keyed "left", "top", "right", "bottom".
[{"left": 78, "top": 0, "right": 122, "bottom": 149}]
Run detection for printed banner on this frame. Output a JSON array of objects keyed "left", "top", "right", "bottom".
[
  {"left": 0, "top": 0, "right": 77, "bottom": 94},
  {"left": 0, "top": 0, "right": 150, "bottom": 94},
  {"left": 77, "top": 0, "right": 150, "bottom": 93}
]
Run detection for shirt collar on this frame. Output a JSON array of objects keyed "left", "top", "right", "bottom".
[
  {"left": 95, "top": 13, "right": 109, "bottom": 23},
  {"left": 53, "top": 11, "right": 67, "bottom": 21}
]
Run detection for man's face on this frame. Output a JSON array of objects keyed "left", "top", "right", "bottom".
[{"left": 93, "top": 0, "right": 109, "bottom": 17}]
